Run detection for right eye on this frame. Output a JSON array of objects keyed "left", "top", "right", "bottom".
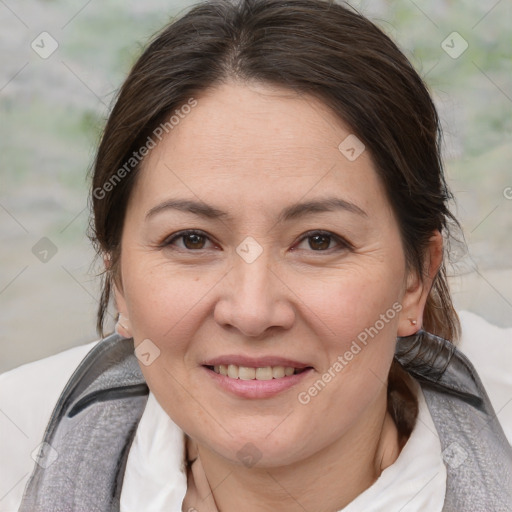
[{"left": 162, "top": 230, "right": 216, "bottom": 251}]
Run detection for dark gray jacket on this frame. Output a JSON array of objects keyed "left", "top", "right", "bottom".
[{"left": 19, "top": 331, "right": 512, "bottom": 511}]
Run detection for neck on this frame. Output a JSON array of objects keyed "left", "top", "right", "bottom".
[{"left": 187, "top": 387, "right": 404, "bottom": 512}]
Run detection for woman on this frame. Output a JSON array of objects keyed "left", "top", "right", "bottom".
[{"left": 1, "top": 0, "right": 511, "bottom": 510}]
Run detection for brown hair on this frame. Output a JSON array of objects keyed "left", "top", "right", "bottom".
[{"left": 89, "top": 0, "right": 462, "bottom": 436}]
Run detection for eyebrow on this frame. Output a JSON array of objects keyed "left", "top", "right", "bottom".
[{"left": 145, "top": 197, "right": 367, "bottom": 222}]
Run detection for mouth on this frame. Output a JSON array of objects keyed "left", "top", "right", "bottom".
[
  {"left": 201, "top": 359, "right": 314, "bottom": 399},
  {"left": 204, "top": 364, "right": 311, "bottom": 380}
]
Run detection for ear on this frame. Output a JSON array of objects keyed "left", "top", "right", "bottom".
[
  {"left": 113, "top": 285, "right": 133, "bottom": 338},
  {"left": 105, "top": 252, "right": 133, "bottom": 339},
  {"left": 397, "top": 231, "right": 443, "bottom": 336}
]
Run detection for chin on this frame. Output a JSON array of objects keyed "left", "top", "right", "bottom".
[{"left": 196, "top": 422, "right": 314, "bottom": 469}]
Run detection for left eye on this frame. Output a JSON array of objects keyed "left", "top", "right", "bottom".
[{"left": 294, "top": 231, "right": 350, "bottom": 252}]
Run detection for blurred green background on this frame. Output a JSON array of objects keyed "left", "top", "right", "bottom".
[{"left": 0, "top": 0, "right": 511, "bottom": 372}]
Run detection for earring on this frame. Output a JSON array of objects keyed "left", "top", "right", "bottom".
[
  {"left": 408, "top": 318, "right": 417, "bottom": 326},
  {"left": 115, "top": 313, "right": 132, "bottom": 338}
]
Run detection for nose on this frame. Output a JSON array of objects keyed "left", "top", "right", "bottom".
[{"left": 213, "top": 249, "right": 295, "bottom": 338}]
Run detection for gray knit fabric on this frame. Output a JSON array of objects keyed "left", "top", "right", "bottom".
[
  {"left": 19, "top": 331, "right": 512, "bottom": 511},
  {"left": 19, "top": 335, "right": 149, "bottom": 512}
]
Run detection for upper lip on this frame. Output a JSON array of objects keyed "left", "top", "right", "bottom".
[{"left": 202, "top": 355, "right": 311, "bottom": 369}]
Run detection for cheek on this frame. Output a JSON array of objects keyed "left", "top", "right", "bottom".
[
  {"left": 122, "top": 259, "right": 214, "bottom": 343},
  {"left": 293, "top": 261, "right": 403, "bottom": 403},
  {"left": 298, "top": 257, "right": 404, "bottom": 342},
  {"left": 121, "top": 262, "right": 215, "bottom": 426}
]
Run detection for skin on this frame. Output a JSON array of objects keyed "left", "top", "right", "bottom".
[{"left": 113, "top": 80, "right": 443, "bottom": 511}]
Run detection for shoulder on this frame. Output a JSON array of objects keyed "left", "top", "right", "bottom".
[
  {"left": 457, "top": 310, "right": 512, "bottom": 443},
  {"left": 0, "top": 340, "right": 100, "bottom": 511}
]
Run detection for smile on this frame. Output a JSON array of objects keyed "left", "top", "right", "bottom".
[
  {"left": 208, "top": 364, "right": 308, "bottom": 380},
  {"left": 203, "top": 363, "right": 313, "bottom": 399}
]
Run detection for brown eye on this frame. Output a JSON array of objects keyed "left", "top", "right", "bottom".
[
  {"left": 294, "top": 230, "right": 352, "bottom": 252},
  {"left": 308, "top": 233, "right": 332, "bottom": 250},
  {"left": 182, "top": 232, "right": 206, "bottom": 249},
  {"left": 162, "top": 230, "right": 214, "bottom": 251}
]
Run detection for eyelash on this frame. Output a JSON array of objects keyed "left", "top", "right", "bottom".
[{"left": 161, "top": 229, "right": 353, "bottom": 253}]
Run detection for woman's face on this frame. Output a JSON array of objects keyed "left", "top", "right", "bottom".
[{"left": 115, "top": 81, "right": 431, "bottom": 467}]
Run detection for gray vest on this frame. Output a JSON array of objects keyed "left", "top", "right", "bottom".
[{"left": 19, "top": 331, "right": 512, "bottom": 511}]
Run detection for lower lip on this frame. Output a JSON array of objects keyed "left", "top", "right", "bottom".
[{"left": 203, "top": 366, "right": 313, "bottom": 399}]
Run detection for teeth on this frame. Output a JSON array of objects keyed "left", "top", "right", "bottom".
[
  {"left": 211, "top": 364, "right": 302, "bottom": 380},
  {"left": 272, "top": 366, "right": 285, "bottom": 378},
  {"left": 239, "top": 366, "right": 256, "bottom": 380},
  {"left": 255, "top": 367, "right": 273, "bottom": 380},
  {"left": 227, "top": 364, "right": 238, "bottom": 379}
]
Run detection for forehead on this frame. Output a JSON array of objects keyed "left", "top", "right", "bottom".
[
  {"left": 130, "top": 81, "right": 386, "bottom": 218},
  {"left": 152, "top": 81, "right": 355, "bottom": 168}
]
